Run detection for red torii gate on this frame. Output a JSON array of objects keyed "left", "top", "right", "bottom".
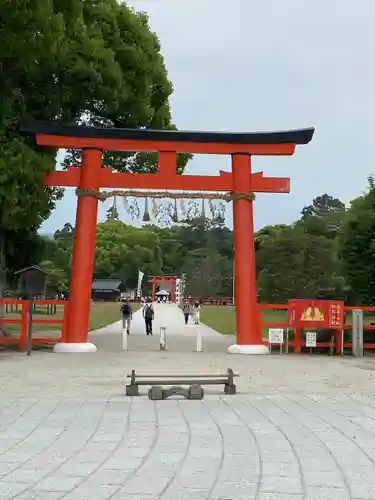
[
  {"left": 149, "top": 275, "right": 177, "bottom": 303},
  {"left": 22, "top": 121, "right": 314, "bottom": 354}
]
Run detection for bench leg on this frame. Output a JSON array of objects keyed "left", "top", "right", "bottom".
[
  {"left": 148, "top": 386, "right": 164, "bottom": 400},
  {"left": 224, "top": 383, "right": 236, "bottom": 395},
  {"left": 189, "top": 384, "right": 204, "bottom": 400},
  {"left": 126, "top": 384, "right": 140, "bottom": 396}
]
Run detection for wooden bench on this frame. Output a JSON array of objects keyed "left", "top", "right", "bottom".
[{"left": 125, "top": 368, "right": 238, "bottom": 399}]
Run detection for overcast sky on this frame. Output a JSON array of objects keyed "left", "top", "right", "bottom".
[{"left": 42, "top": 0, "right": 375, "bottom": 234}]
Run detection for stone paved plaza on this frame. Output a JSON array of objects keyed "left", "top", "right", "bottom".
[{"left": 2, "top": 304, "right": 375, "bottom": 499}]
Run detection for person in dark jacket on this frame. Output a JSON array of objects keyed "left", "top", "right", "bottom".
[
  {"left": 142, "top": 298, "right": 155, "bottom": 335},
  {"left": 182, "top": 300, "right": 191, "bottom": 325},
  {"left": 120, "top": 300, "right": 133, "bottom": 335}
]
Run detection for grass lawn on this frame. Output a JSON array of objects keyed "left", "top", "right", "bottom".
[
  {"left": 1, "top": 301, "right": 139, "bottom": 337},
  {"left": 201, "top": 305, "right": 287, "bottom": 338}
]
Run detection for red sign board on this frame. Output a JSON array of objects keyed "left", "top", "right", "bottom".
[{"left": 288, "top": 299, "right": 344, "bottom": 329}]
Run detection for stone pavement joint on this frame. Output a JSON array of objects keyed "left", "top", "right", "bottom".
[{"left": 0, "top": 396, "right": 375, "bottom": 498}]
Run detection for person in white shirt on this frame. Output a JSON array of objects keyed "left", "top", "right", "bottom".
[{"left": 192, "top": 302, "right": 201, "bottom": 324}]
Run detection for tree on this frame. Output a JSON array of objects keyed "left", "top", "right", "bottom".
[
  {"left": 256, "top": 225, "right": 343, "bottom": 303},
  {"left": 299, "top": 194, "right": 347, "bottom": 241},
  {"left": 0, "top": 0, "right": 189, "bottom": 292},
  {"left": 41, "top": 233, "right": 72, "bottom": 275},
  {"left": 42, "top": 213, "right": 235, "bottom": 298},
  {"left": 169, "top": 215, "right": 233, "bottom": 297},
  {"left": 39, "top": 260, "right": 69, "bottom": 294},
  {"left": 60, "top": 0, "right": 191, "bottom": 175},
  {"left": 144, "top": 225, "right": 185, "bottom": 275},
  {"left": 339, "top": 176, "right": 375, "bottom": 304},
  {"left": 255, "top": 224, "right": 287, "bottom": 273},
  {"left": 183, "top": 251, "right": 232, "bottom": 297},
  {"left": 93, "top": 220, "right": 162, "bottom": 288},
  {"left": 301, "top": 194, "right": 345, "bottom": 220},
  {"left": 4, "top": 230, "right": 47, "bottom": 291}
]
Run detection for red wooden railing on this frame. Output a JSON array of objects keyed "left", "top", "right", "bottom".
[
  {"left": 0, "top": 299, "right": 68, "bottom": 352},
  {"left": 3, "top": 298, "right": 375, "bottom": 354}
]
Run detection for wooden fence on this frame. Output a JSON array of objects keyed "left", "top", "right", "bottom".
[{"left": 0, "top": 299, "right": 68, "bottom": 352}]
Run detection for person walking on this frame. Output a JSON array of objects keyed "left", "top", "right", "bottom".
[
  {"left": 182, "top": 300, "right": 191, "bottom": 325},
  {"left": 192, "top": 302, "right": 201, "bottom": 324},
  {"left": 120, "top": 300, "right": 133, "bottom": 335},
  {"left": 143, "top": 298, "right": 155, "bottom": 335}
]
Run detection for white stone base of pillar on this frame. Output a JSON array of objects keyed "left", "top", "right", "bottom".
[
  {"left": 53, "top": 342, "right": 97, "bottom": 353},
  {"left": 228, "top": 344, "right": 269, "bottom": 355}
]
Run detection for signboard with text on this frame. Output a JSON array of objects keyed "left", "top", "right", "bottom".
[
  {"left": 288, "top": 299, "right": 344, "bottom": 329},
  {"left": 305, "top": 331, "right": 317, "bottom": 348}
]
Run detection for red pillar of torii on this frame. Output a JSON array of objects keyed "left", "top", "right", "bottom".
[
  {"left": 149, "top": 276, "right": 177, "bottom": 303},
  {"left": 22, "top": 121, "right": 314, "bottom": 354}
]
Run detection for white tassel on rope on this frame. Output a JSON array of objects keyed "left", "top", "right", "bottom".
[
  {"left": 160, "top": 326, "right": 167, "bottom": 350},
  {"left": 196, "top": 329, "right": 202, "bottom": 352}
]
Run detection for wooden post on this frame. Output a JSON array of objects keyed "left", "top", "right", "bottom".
[
  {"left": 335, "top": 328, "right": 343, "bottom": 355},
  {"left": 27, "top": 298, "right": 33, "bottom": 356},
  {"left": 20, "top": 301, "right": 28, "bottom": 353},
  {"left": 294, "top": 327, "right": 302, "bottom": 354},
  {"left": 171, "top": 278, "right": 176, "bottom": 303}
]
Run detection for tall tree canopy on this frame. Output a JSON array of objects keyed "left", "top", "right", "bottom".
[
  {"left": 0, "top": 0, "right": 189, "bottom": 285},
  {"left": 301, "top": 194, "right": 346, "bottom": 220},
  {"left": 339, "top": 176, "right": 375, "bottom": 304},
  {"left": 256, "top": 224, "right": 345, "bottom": 303}
]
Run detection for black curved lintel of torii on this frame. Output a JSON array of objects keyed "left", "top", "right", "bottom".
[{"left": 20, "top": 120, "right": 315, "bottom": 145}]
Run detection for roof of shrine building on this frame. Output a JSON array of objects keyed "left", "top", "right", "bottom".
[
  {"left": 14, "top": 265, "right": 49, "bottom": 276},
  {"left": 21, "top": 120, "right": 315, "bottom": 145},
  {"left": 92, "top": 279, "right": 122, "bottom": 291}
]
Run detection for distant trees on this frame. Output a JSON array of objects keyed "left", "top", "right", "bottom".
[
  {"left": 339, "top": 176, "right": 375, "bottom": 304},
  {"left": 256, "top": 224, "right": 345, "bottom": 303},
  {"left": 256, "top": 193, "right": 350, "bottom": 303},
  {"left": 25, "top": 181, "right": 375, "bottom": 305}
]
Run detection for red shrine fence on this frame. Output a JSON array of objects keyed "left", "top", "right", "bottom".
[
  {"left": 0, "top": 299, "right": 68, "bottom": 351},
  {"left": 1, "top": 298, "right": 375, "bottom": 354}
]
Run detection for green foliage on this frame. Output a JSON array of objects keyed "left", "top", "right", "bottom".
[
  {"left": 32, "top": 186, "right": 375, "bottom": 306},
  {"left": 256, "top": 194, "right": 349, "bottom": 303},
  {"left": 0, "top": 0, "right": 190, "bottom": 284},
  {"left": 39, "top": 259, "right": 69, "bottom": 293},
  {"left": 94, "top": 220, "right": 162, "bottom": 288},
  {"left": 59, "top": 0, "right": 192, "bottom": 172},
  {"left": 339, "top": 176, "right": 375, "bottom": 304},
  {"left": 36, "top": 216, "right": 234, "bottom": 296},
  {"left": 257, "top": 225, "right": 344, "bottom": 303},
  {"left": 4, "top": 230, "right": 46, "bottom": 287},
  {"left": 301, "top": 193, "right": 345, "bottom": 220}
]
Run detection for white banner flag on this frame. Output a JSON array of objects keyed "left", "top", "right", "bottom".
[{"left": 137, "top": 271, "right": 144, "bottom": 297}]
